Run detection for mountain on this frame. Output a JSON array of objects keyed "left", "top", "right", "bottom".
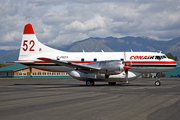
[
  {"left": 47, "top": 37, "right": 114, "bottom": 52},
  {"left": 0, "top": 50, "right": 13, "bottom": 57},
  {"left": 0, "top": 49, "right": 19, "bottom": 63},
  {"left": 1, "top": 36, "right": 180, "bottom": 63}
]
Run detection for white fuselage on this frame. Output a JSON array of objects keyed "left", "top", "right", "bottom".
[{"left": 21, "top": 51, "right": 176, "bottom": 74}]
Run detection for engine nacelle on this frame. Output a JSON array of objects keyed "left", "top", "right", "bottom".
[{"left": 88, "top": 60, "right": 124, "bottom": 75}]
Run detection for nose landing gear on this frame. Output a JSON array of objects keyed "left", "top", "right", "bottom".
[
  {"left": 155, "top": 73, "right": 161, "bottom": 86},
  {"left": 155, "top": 80, "right": 161, "bottom": 86}
]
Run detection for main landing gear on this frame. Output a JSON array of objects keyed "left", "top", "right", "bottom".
[
  {"left": 155, "top": 80, "right": 161, "bottom": 86},
  {"left": 86, "top": 80, "right": 94, "bottom": 86}
]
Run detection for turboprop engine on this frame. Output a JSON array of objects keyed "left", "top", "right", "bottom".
[{"left": 88, "top": 60, "right": 124, "bottom": 75}]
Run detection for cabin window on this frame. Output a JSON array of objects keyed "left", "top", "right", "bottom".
[
  {"left": 81, "top": 58, "right": 84, "bottom": 62},
  {"left": 94, "top": 58, "right": 97, "bottom": 62}
]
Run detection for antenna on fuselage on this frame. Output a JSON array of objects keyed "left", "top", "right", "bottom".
[{"left": 157, "top": 50, "right": 162, "bottom": 53}]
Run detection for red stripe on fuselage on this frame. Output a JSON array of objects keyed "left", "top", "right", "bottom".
[
  {"left": 68, "top": 61, "right": 95, "bottom": 64},
  {"left": 18, "top": 60, "right": 176, "bottom": 65},
  {"left": 126, "top": 61, "right": 176, "bottom": 65},
  {"left": 18, "top": 60, "right": 95, "bottom": 64}
]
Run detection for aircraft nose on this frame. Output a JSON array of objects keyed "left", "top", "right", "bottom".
[
  {"left": 162, "top": 59, "right": 177, "bottom": 72},
  {"left": 170, "top": 60, "right": 177, "bottom": 70},
  {"left": 174, "top": 61, "right": 177, "bottom": 68}
]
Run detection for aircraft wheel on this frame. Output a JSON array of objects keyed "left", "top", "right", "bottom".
[
  {"left": 108, "top": 82, "right": 116, "bottom": 85},
  {"left": 86, "top": 80, "right": 94, "bottom": 86},
  {"left": 155, "top": 80, "right": 161, "bottom": 86}
]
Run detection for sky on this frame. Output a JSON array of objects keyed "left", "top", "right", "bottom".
[{"left": 0, "top": 0, "right": 180, "bottom": 50}]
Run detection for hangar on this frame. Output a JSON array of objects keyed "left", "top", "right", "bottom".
[{"left": 0, "top": 64, "right": 69, "bottom": 78}]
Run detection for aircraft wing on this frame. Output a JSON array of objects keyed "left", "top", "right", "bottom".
[{"left": 38, "top": 57, "right": 100, "bottom": 71}]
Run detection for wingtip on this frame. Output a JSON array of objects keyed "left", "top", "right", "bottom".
[{"left": 23, "top": 23, "right": 35, "bottom": 34}]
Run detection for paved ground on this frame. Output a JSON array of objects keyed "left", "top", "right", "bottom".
[{"left": 0, "top": 78, "right": 180, "bottom": 120}]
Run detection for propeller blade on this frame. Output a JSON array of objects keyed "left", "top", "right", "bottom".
[
  {"left": 124, "top": 52, "right": 126, "bottom": 65},
  {"left": 123, "top": 52, "right": 131, "bottom": 82}
]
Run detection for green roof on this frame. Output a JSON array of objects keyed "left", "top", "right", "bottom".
[{"left": 0, "top": 64, "right": 27, "bottom": 72}]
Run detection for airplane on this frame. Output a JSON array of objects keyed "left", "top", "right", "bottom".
[{"left": 7, "top": 23, "right": 177, "bottom": 86}]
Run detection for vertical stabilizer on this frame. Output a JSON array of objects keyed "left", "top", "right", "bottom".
[{"left": 18, "top": 23, "right": 63, "bottom": 60}]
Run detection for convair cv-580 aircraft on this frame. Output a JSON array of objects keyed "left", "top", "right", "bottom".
[{"left": 9, "top": 24, "right": 177, "bottom": 86}]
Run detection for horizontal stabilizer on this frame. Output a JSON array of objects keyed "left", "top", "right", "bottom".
[{"left": 6, "top": 60, "right": 35, "bottom": 64}]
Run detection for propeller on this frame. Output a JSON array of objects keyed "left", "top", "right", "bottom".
[{"left": 123, "top": 52, "right": 131, "bottom": 81}]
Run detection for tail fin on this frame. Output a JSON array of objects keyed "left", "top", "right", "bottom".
[{"left": 18, "top": 23, "right": 64, "bottom": 61}]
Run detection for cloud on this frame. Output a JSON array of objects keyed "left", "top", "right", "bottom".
[
  {"left": 65, "top": 14, "right": 107, "bottom": 32},
  {"left": 0, "top": 0, "right": 180, "bottom": 50}
]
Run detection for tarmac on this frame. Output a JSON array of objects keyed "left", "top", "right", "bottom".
[{"left": 0, "top": 77, "right": 180, "bottom": 120}]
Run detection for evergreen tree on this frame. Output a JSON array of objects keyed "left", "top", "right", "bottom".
[
  {"left": 166, "top": 53, "right": 179, "bottom": 61},
  {"left": 0, "top": 63, "right": 12, "bottom": 68}
]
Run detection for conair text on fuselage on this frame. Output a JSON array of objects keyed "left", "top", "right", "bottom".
[{"left": 130, "top": 55, "right": 155, "bottom": 60}]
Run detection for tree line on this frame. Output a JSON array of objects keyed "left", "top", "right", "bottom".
[
  {"left": 0, "top": 63, "right": 12, "bottom": 68},
  {"left": 166, "top": 53, "right": 178, "bottom": 61}
]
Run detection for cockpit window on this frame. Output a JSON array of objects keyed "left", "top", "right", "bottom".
[
  {"left": 163, "top": 55, "right": 167, "bottom": 59},
  {"left": 156, "top": 56, "right": 161, "bottom": 60},
  {"left": 155, "top": 55, "right": 167, "bottom": 60}
]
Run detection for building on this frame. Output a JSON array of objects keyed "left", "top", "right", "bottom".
[{"left": 0, "top": 64, "right": 69, "bottom": 78}]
